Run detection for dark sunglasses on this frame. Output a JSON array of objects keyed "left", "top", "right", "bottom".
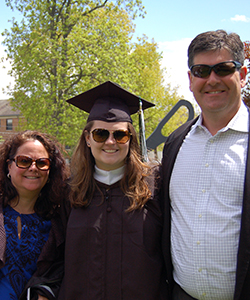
[
  {"left": 91, "top": 128, "right": 132, "bottom": 144},
  {"left": 190, "top": 61, "right": 242, "bottom": 78},
  {"left": 10, "top": 155, "right": 51, "bottom": 170}
]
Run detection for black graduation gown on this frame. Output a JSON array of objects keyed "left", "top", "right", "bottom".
[{"left": 58, "top": 180, "right": 168, "bottom": 300}]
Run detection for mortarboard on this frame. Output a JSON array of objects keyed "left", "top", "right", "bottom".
[{"left": 66, "top": 81, "right": 154, "bottom": 123}]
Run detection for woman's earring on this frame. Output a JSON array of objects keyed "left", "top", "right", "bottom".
[
  {"left": 7, "top": 173, "right": 11, "bottom": 179},
  {"left": 87, "top": 142, "right": 90, "bottom": 146}
]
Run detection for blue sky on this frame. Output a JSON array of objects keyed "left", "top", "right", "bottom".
[
  {"left": 134, "top": 0, "right": 249, "bottom": 42},
  {"left": 133, "top": 0, "right": 250, "bottom": 102},
  {"left": 0, "top": 0, "right": 249, "bottom": 101}
]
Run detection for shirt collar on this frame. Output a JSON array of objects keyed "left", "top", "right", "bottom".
[
  {"left": 226, "top": 102, "right": 249, "bottom": 132},
  {"left": 191, "top": 101, "right": 249, "bottom": 134},
  {"left": 94, "top": 165, "right": 125, "bottom": 186}
]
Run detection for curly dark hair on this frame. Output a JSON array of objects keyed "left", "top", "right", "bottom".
[
  {"left": 188, "top": 30, "right": 245, "bottom": 68},
  {"left": 0, "top": 130, "right": 70, "bottom": 218}
]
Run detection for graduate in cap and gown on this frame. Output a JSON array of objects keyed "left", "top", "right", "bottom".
[
  {"left": 21, "top": 81, "right": 169, "bottom": 300},
  {"left": 61, "top": 81, "right": 168, "bottom": 300}
]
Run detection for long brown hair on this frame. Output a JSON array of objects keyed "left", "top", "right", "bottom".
[{"left": 69, "top": 122, "right": 152, "bottom": 211}]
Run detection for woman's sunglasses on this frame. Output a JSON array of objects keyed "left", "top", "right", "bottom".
[
  {"left": 91, "top": 128, "right": 132, "bottom": 144},
  {"left": 10, "top": 155, "right": 51, "bottom": 170},
  {"left": 190, "top": 61, "right": 242, "bottom": 79}
]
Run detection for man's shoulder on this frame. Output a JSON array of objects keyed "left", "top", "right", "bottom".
[
  {"left": 165, "top": 117, "right": 198, "bottom": 145},
  {"left": 162, "top": 117, "right": 198, "bottom": 162}
]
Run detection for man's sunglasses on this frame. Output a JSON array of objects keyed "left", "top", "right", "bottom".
[
  {"left": 190, "top": 61, "right": 242, "bottom": 79},
  {"left": 10, "top": 155, "right": 51, "bottom": 170},
  {"left": 91, "top": 128, "right": 132, "bottom": 144}
]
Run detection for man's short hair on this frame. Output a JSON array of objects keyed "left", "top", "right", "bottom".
[{"left": 188, "top": 30, "right": 245, "bottom": 68}]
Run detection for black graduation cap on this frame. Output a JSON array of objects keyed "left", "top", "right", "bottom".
[{"left": 66, "top": 81, "right": 154, "bottom": 123}]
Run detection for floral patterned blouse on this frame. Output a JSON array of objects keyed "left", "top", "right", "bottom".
[{"left": 0, "top": 205, "right": 51, "bottom": 299}]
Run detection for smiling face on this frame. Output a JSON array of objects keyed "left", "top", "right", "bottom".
[
  {"left": 85, "top": 120, "right": 130, "bottom": 171},
  {"left": 188, "top": 49, "right": 247, "bottom": 127},
  {"left": 8, "top": 140, "right": 50, "bottom": 200}
]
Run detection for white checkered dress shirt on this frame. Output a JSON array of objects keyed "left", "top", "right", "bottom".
[{"left": 170, "top": 102, "right": 249, "bottom": 300}]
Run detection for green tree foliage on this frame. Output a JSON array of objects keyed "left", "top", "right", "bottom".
[
  {"left": 2, "top": 0, "right": 144, "bottom": 145},
  {"left": 129, "top": 36, "right": 189, "bottom": 143},
  {"left": 2, "top": 0, "right": 187, "bottom": 150}
]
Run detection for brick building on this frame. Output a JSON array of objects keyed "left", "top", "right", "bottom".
[{"left": 0, "top": 100, "right": 23, "bottom": 142}]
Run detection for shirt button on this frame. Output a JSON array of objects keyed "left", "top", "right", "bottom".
[
  {"left": 205, "top": 163, "right": 209, "bottom": 167},
  {"left": 197, "top": 241, "right": 200, "bottom": 245},
  {"left": 107, "top": 207, "right": 112, "bottom": 212},
  {"left": 198, "top": 268, "right": 202, "bottom": 272}
]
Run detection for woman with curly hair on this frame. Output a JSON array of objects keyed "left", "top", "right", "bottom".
[
  {"left": 57, "top": 81, "right": 168, "bottom": 299},
  {"left": 0, "top": 130, "right": 69, "bottom": 300}
]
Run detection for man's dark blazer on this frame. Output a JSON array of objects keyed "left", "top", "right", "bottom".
[{"left": 160, "top": 113, "right": 250, "bottom": 300}]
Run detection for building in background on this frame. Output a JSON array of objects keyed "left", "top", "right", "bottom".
[{"left": 0, "top": 100, "right": 23, "bottom": 142}]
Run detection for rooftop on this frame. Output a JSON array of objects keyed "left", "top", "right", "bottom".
[{"left": 0, "top": 100, "right": 20, "bottom": 117}]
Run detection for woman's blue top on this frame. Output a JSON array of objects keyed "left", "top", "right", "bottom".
[{"left": 0, "top": 205, "right": 51, "bottom": 299}]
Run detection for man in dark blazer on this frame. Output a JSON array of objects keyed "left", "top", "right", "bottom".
[{"left": 161, "top": 30, "right": 249, "bottom": 300}]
